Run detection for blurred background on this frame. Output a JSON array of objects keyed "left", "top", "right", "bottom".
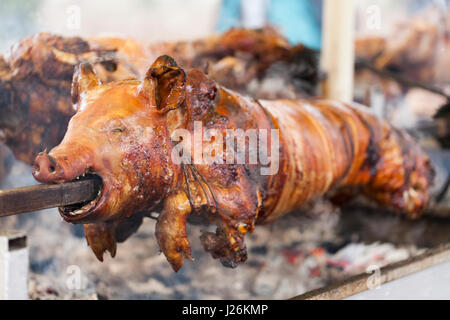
[{"left": 0, "top": 0, "right": 223, "bottom": 53}]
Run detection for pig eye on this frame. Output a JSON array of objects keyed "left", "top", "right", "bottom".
[{"left": 111, "top": 127, "right": 125, "bottom": 133}]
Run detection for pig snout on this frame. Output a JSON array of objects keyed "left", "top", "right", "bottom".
[{"left": 33, "top": 151, "right": 66, "bottom": 183}]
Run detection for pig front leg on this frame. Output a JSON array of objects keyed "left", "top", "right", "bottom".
[
  {"left": 155, "top": 188, "right": 252, "bottom": 271},
  {"left": 155, "top": 191, "right": 194, "bottom": 271},
  {"left": 198, "top": 186, "right": 259, "bottom": 269}
]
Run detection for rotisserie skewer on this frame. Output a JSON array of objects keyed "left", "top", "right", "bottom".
[{"left": 0, "top": 177, "right": 99, "bottom": 217}]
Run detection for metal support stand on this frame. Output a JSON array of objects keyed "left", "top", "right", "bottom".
[{"left": 0, "top": 231, "right": 28, "bottom": 300}]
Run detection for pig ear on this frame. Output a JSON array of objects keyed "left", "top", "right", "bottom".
[
  {"left": 71, "top": 62, "right": 101, "bottom": 109},
  {"left": 145, "top": 55, "right": 186, "bottom": 113}
]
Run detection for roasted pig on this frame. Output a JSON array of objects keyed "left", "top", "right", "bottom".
[{"left": 32, "top": 56, "right": 434, "bottom": 271}]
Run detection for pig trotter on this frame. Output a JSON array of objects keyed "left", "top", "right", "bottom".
[
  {"left": 84, "top": 215, "right": 144, "bottom": 262},
  {"left": 84, "top": 222, "right": 117, "bottom": 262},
  {"left": 155, "top": 191, "right": 193, "bottom": 272},
  {"left": 201, "top": 226, "right": 247, "bottom": 268}
]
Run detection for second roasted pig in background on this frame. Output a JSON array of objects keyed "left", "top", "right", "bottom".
[{"left": 0, "top": 28, "right": 319, "bottom": 166}]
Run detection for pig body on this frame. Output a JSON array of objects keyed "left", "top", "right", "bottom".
[{"left": 33, "top": 56, "right": 433, "bottom": 271}]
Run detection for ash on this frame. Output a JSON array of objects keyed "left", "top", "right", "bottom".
[{"left": 4, "top": 160, "right": 449, "bottom": 300}]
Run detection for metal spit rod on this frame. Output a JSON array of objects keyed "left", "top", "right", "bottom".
[
  {"left": 0, "top": 178, "right": 99, "bottom": 217},
  {"left": 292, "top": 244, "right": 450, "bottom": 300}
]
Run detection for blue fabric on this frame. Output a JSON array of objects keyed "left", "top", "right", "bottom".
[
  {"left": 216, "top": 0, "right": 322, "bottom": 49},
  {"left": 217, "top": 0, "right": 242, "bottom": 32},
  {"left": 268, "top": 0, "right": 322, "bottom": 49}
]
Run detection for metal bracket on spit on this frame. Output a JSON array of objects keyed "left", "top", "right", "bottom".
[{"left": 0, "top": 230, "right": 28, "bottom": 300}]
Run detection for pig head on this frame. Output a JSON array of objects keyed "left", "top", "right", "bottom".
[{"left": 33, "top": 56, "right": 260, "bottom": 270}]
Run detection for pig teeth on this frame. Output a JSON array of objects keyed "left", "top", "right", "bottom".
[{"left": 74, "top": 172, "right": 89, "bottom": 180}]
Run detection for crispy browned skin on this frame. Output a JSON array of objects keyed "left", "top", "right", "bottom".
[
  {"left": 32, "top": 55, "right": 433, "bottom": 271},
  {"left": 0, "top": 29, "right": 318, "bottom": 165}
]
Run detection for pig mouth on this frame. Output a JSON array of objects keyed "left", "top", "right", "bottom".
[{"left": 59, "top": 171, "right": 105, "bottom": 222}]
